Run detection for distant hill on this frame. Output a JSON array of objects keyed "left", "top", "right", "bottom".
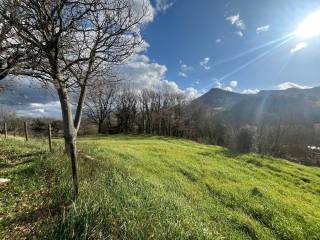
[
  {"left": 191, "top": 87, "right": 320, "bottom": 126},
  {"left": 191, "top": 88, "right": 246, "bottom": 109}
]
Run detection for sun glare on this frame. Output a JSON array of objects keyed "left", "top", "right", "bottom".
[{"left": 296, "top": 10, "right": 320, "bottom": 39}]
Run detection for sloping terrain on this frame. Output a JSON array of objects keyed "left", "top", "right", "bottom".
[
  {"left": 1, "top": 135, "right": 320, "bottom": 239},
  {"left": 191, "top": 87, "right": 320, "bottom": 126}
]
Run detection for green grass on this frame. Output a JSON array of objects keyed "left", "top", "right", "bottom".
[{"left": 1, "top": 135, "right": 320, "bottom": 239}]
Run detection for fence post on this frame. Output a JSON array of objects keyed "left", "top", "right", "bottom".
[
  {"left": 24, "top": 122, "right": 29, "bottom": 141},
  {"left": 48, "top": 123, "right": 52, "bottom": 152},
  {"left": 4, "top": 122, "right": 7, "bottom": 139}
]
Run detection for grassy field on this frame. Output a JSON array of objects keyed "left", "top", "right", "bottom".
[{"left": 1, "top": 135, "right": 320, "bottom": 239}]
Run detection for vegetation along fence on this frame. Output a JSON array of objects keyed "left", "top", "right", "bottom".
[
  {"left": 1, "top": 121, "right": 54, "bottom": 152},
  {"left": 306, "top": 146, "right": 320, "bottom": 166}
]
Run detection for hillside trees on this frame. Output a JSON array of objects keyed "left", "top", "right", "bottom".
[
  {"left": 0, "top": 105, "right": 15, "bottom": 123},
  {"left": 235, "top": 126, "right": 256, "bottom": 153},
  {"left": 0, "top": 105, "right": 16, "bottom": 134},
  {"left": 111, "top": 85, "right": 191, "bottom": 136},
  {"left": 116, "top": 86, "right": 138, "bottom": 133},
  {"left": 84, "top": 83, "right": 193, "bottom": 136},
  {"left": 85, "top": 78, "right": 118, "bottom": 133},
  {"left": 0, "top": 0, "right": 150, "bottom": 199}
]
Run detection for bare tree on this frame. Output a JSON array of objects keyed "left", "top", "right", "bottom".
[
  {"left": 235, "top": 125, "right": 256, "bottom": 153},
  {"left": 85, "top": 78, "right": 118, "bottom": 133},
  {"left": 0, "top": 104, "right": 15, "bottom": 123},
  {"left": 139, "top": 89, "right": 152, "bottom": 133},
  {"left": 0, "top": 9, "right": 16, "bottom": 80},
  {"left": 0, "top": 104, "right": 16, "bottom": 135},
  {"left": 0, "top": 6, "right": 22, "bottom": 83},
  {"left": 0, "top": 0, "right": 150, "bottom": 199},
  {"left": 0, "top": 1, "right": 36, "bottom": 84},
  {"left": 136, "top": 86, "right": 190, "bottom": 137},
  {"left": 116, "top": 86, "right": 138, "bottom": 133}
]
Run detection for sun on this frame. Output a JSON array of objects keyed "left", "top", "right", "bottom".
[{"left": 296, "top": 10, "right": 320, "bottom": 39}]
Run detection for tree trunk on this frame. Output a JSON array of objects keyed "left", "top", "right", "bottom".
[
  {"left": 58, "top": 86, "right": 79, "bottom": 200},
  {"left": 98, "top": 121, "right": 103, "bottom": 134}
]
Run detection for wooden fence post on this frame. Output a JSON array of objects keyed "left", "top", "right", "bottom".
[
  {"left": 48, "top": 123, "right": 52, "bottom": 152},
  {"left": 24, "top": 122, "right": 29, "bottom": 141},
  {"left": 4, "top": 122, "right": 7, "bottom": 139}
]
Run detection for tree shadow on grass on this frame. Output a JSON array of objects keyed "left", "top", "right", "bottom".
[
  {"left": 0, "top": 151, "right": 47, "bottom": 168},
  {"left": 1, "top": 203, "right": 66, "bottom": 239},
  {"left": 218, "top": 149, "right": 246, "bottom": 158},
  {"left": 4, "top": 206, "right": 60, "bottom": 226},
  {"left": 198, "top": 148, "right": 245, "bottom": 159},
  {"left": 80, "top": 134, "right": 180, "bottom": 142}
]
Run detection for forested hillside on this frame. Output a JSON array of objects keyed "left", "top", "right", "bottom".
[{"left": 192, "top": 87, "right": 320, "bottom": 126}]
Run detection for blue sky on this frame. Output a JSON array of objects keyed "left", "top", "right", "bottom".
[{"left": 143, "top": 0, "right": 320, "bottom": 94}]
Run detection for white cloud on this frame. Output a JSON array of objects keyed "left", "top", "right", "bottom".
[
  {"left": 118, "top": 54, "right": 197, "bottom": 100},
  {"left": 201, "top": 58, "right": 210, "bottom": 65},
  {"left": 16, "top": 101, "right": 61, "bottom": 118},
  {"left": 180, "top": 63, "right": 193, "bottom": 72},
  {"left": 214, "top": 80, "right": 223, "bottom": 88},
  {"left": 229, "top": 80, "right": 238, "bottom": 88},
  {"left": 200, "top": 57, "right": 211, "bottom": 70},
  {"left": 277, "top": 82, "right": 311, "bottom": 90},
  {"left": 184, "top": 87, "right": 200, "bottom": 100},
  {"left": 178, "top": 61, "right": 193, "bottom": 77},
  {"left": 242, "top": 89, "right": 260, "bottom": 94},
  {"left": 215, "top": 38, "right": 222, "bottom": 43},
  {"left": 179, "top": 60, "right": 193, "bottom": 72},
  {"left": 214, "top": 80, "right": 236, "bottom": 92},
  {"left": 118, "top": 54, "right": 167, "bottom": 89},
  {"left": 178, "top": 71, "right": 187, "bottom": 77},
  {"left": 155, "top": 0, "right": 175, "bottom": 12},
  {"left": 224, "top": 86, "right": 233, "bottom": 92},
  {"left": 132, "top": 0, "right": 155, "bottom": 24},
  {"left": 235, "top": 31, "right": 244, "bottom": 37},
  {"left": 290, "top": 42, "right": 308, "bottom": 53},
  {"left": 226, "top": 14, "right": 246, "bottom": 30},
  {"left": 215, "top": 80, "right": 259, "bottom": 94},
  {"left": 256, "top": 25, "right": 270, "bottom": 34}
]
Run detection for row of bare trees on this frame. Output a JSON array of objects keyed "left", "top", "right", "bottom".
[{"left": 84, "top": 83, "right": 191, "bottom": 137}]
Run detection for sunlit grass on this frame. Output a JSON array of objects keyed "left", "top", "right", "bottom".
[{"left": 1, "top": 135, "right": 320, "bottom": 239}]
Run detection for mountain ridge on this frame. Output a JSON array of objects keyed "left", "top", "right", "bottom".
[{"left": 191, "top": 86, "right": 320, "bottom": 126}]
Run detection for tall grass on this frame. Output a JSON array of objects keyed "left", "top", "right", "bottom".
[{"left": 1, "top": 135, "right": 320, "bottom": 239}]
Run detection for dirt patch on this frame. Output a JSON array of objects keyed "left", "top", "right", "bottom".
[{"left": 0, "top": 178, "right": 10, "bottom": 185}]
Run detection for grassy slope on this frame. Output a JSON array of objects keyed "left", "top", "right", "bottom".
[{"left": 1, "top": 135, "right": 320, "bottom": 239}]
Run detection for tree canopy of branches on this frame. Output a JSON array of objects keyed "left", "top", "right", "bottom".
[
  {"left": 0, "top": 104, "right": 15, "bottom": 123},
  {"left": 0, "top": 8, "right": 18, "bottom": 82},
  {"left": 0, "top": 7, "right": 16, "bottom": 81},
  {"left": 0, "top": 0, "right": 150, "bottom": 199},
  {"left": 85, "top": 79, "right": 118, "bottom": 133},
  {"left": 116, "top": 86, "right": 138, "bottom": 133},
  {"left": 107, "top": 85, "right": 191, "bottom": 136}
]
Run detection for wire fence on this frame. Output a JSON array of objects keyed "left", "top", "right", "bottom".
[{"left": 0, "top": 121, "right": 55, "bottom": 152}]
